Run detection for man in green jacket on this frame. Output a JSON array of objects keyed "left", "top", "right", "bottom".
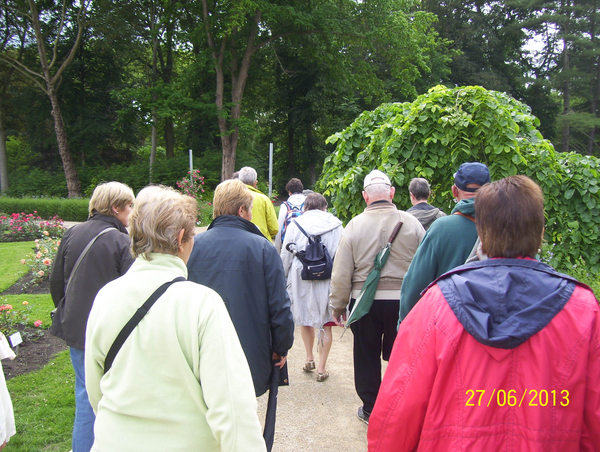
[
  {"left": 399, "top": 162, "right": 491, "bottom": 322},
  {"left": 239, "top": 166, "right": 279, "bottom": 242}
]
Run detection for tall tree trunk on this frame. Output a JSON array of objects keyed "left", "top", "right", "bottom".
[
  {"left": 204, "top": 4, "right": 261, "bottom": 180},
  {"left": 18, "top": 0, "right": 90, "bottom": 197},
  {"left": 591, "top": 56, "right": 600, "bottom": 155},
  {"left": 163, "top": 19, "right": 175, "bottom": 159},
  {"left": 150, "top": 114, "right": 158, "bottom": 183},
  {"left": 561, "top": 0, "right": 571, "bottom": 153},
  {"left": 164, "top": 118, "right": 174, "bottom": 158},
  {"left": 0, "top": 103, "right": 8, "bottom": 194},
  {"left": 306, "top": 122, "right": 316, "bottom": 186},
  {"left": 49, "top": 88, "right": 80, "bottom": 197},
  {"left": 150, "top": 2, "right": 158, "bottom": 182},
  {"left": 288, "top": 113, "right": 295, "bottom": 176},
  {"left": 589, "top": 4, "right": 599, "bottom": 156}
]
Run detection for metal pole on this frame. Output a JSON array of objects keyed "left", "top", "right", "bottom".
[{"left": 269, "top": 143, "right": 273, "bottom": 198}]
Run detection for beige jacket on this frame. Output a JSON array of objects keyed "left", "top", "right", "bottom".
[{"left": 329, "top": 201, "right": 425, "bottom": 317}]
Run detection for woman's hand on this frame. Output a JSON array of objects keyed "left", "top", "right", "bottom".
[{"left": 272, "top": 352, "right": 287, "bottom": 368}]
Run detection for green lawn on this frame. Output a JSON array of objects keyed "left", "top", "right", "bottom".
[
  {"left": 0, "top": 243, "right": 72, "bottom": 451},
  {"left": 6, "top": 351, "right": 74, "bottom": 452},
  {"left": 0, "top": 242, "right": 35, "bottom": 292}
]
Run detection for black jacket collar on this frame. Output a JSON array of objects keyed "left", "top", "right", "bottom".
[
  {"left": 89, "top": 214, "right": 129, "bottom": 234},
  {"left": 208, "top": 215, "right": 265, "bottom": 239}
]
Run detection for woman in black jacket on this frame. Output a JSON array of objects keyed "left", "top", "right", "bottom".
[{"left": 49, "top": 181, "right": 135, "bottom": 452}]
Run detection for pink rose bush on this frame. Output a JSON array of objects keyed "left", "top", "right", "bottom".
[
  {"left": 176, "top": 170, "right": 205, "bottom": 199},
  {"left": 0, "top": 212, "right": 64, "bottom": 242},
  {"left": 0, "top": 299, "right": 45, "bottom": 339}
]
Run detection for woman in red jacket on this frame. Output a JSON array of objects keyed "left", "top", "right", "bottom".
[{"left": 368, "top": 175, "right": 600, "bottom": 451}]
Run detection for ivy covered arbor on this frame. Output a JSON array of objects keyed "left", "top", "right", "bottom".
[{"left": 318, "top": 85, "right": 600, "bottom": 272}]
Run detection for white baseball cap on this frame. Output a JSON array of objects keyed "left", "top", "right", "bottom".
[{"left": 363, "top": 169, "right": 391, "bottom": 188}]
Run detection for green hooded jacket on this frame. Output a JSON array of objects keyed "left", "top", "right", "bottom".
[{"left": 399, "top": 198, "right": 478, "bottom": 321}]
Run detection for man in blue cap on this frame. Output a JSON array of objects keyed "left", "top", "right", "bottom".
[{"left": 399, "top": 162, "right": 491, "bottom": 322}]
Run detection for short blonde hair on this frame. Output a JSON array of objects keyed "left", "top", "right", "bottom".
[
  {"left": 129, "top": 185, "right": 197, "bottom": 259},
  {"left": 213, "top": 179, "right": 253, "bottom": 218},
  {"left": 89, "top": 182, "right": 135, "bottom": 217}
]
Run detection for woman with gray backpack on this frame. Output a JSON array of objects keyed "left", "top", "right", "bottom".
[{"left": 281, "top": 193, "right": 343, "bottom": 382}]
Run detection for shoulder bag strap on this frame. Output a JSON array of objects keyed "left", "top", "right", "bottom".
[
  {"left": 388, "top": 221, "right": 404, "bottom": 245},
  {"left": 103, "top": 276, "right": 186, "bottom": 374},
  {"left": 66, "top": 228, "right": 115, "bottom": 294}
]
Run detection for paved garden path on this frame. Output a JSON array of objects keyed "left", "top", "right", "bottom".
[{"left": 257, "top": 325, "right": 370, "bottom": 452}]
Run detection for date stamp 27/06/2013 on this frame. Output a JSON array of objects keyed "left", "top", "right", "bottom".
[{"left": 465, "top": 389, "right": 569, "bottom": 407}]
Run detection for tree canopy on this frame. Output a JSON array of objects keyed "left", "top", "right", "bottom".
[{"left": 319, "top": 85, "right": 600, "bottom": 272}]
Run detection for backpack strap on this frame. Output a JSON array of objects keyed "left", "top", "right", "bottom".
[
  {"left": 293, "top": 220, "right": 318, "bottom": 244},
  {"left": 103, "top": 276, "right": 186, "bottom": 374}
]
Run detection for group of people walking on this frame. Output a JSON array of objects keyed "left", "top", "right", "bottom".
[{"left": 47, "top": 162, "right": 599, "bottom": 452}]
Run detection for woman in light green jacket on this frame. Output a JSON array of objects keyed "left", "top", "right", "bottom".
[{"left": 85, "top": 185, "right": 266, "bottom": 452}]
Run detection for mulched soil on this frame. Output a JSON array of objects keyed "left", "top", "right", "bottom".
[
  {"left": 0, "top": 275, "right": 67, "bottom": 380},
  {"left": 0, "top": 273, "right": 52, "bottom": 295}
]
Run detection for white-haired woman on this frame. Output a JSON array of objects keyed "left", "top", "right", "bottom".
[
  {"left": 85, "top": 185, "right": 266, "bottom": 452},
  {"left": 50, "top": 181, "right": 135, "bottom": 452},
  {"left": 281, "top": 193, "right": 343, "bottom": 382}
]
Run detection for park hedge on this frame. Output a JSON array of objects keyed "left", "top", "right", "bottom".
[{"left": 0, "top": 197, "right": 89, "bottom": 222}]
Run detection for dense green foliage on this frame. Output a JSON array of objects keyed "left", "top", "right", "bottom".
[
  {"left": 6, "top": 155, "right": 221, "bottom": 199},
  {"left": 319, "top": 85, "right": 600, "bottom": 272}
]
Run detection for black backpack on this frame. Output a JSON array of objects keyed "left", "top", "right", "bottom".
[{"left": 285, "top": 220, "right": 333, "bottom": 280}]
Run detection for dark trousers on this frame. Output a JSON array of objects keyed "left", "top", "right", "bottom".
[{"left": 349, "top": 299, "right": 399, "bottom": 414}]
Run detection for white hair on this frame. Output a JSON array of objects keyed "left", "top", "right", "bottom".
[{"left": 238, "top": 167, "right": 257, "bottom": 185}]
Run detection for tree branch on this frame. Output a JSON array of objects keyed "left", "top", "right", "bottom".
[
  {"left": 51, "top": 0, "right": 91, "bottom": 85},
  {"left": 49, "top": 0, "right": 69, "bottom": 71},
  {"left": 0, "top": 55, "right": 47, "bottom": 94}
]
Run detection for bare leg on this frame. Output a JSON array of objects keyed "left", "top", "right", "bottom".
[
  {"left": 317, "top": 326, "right": 333, "bottom": 374},
  {"left": 301, "top": 326, "right": 315, "bottom": 363}
]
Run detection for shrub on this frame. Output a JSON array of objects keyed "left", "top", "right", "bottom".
[
  {"left": 176, "top": 170, "right": 205, "bottom": 199},
  {"left": 319, "top": 85, "right": 600, "bottom": 273},
  {"left": 0, "top": 198, "right": 89, "bottom": 222}
]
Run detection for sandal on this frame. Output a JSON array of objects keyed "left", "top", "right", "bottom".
[
  {"left": 316, "top": 371, "right": 329, "bottom": 382},
  {"left": 303, "top": 360, "right": 316, "bottom": 372}
]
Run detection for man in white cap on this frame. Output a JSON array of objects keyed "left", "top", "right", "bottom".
[{"left": 329, "top": 169, "right": 425, "bottom": 424}]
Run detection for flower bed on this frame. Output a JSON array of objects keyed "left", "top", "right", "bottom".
[
  {"left": 0, "top": 212, "right": 64, "bottom": 242},
  {"left": 0, "top": 301, "right": 44, "bottom": 341}
]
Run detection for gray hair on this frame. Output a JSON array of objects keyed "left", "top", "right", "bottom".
[
  {"left": 408, "top": 178, "right": 431, "bottom": 201},
  {"left": 129, "top": 185, "right": 197, "bottom": 260},
  {"left": 238, "top": 167, "right": 257, "bottom": 185},
  {"left": 365, "top": 183, "right": 392, "bottom": 197}
]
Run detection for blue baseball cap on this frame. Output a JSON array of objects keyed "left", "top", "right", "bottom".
[{"left": 454, "top": 162, "right": 490, "bottom": 192}]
